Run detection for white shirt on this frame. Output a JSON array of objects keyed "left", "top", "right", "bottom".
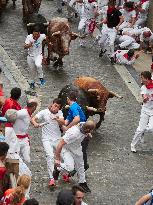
[
  {"left": 141, "top": 85, "right": 153, "bottom": 109},
  {"left": 81, "top": 0, "right": 98, "bottom": 19},
  {"left": 35, "top": 108, "right": 63, "bottom": 141},
  {"left": 25, "top": 34, "right": 46, "bottom": 57},
  {"left": 114, "top": 50, "right": 135, "bottom": 65},
  {"left": 81, "top": 202, "right": 88, "bottom": 205},
  {"left": 122, "top": 9, "right": 136, "bottom": 22},
  {"left": 138, "top": 1, "right": 149, "bottom": 19},
  {"left": 63, "top": 125, "right": 85, "bottom": 155},
  {"left": 13, "top": 109, "right": 31, "bottom": 136}
]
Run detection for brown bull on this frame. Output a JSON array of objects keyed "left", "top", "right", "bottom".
[
  {"left": 22, "top": 0, "right": 42, "bottom": 23},
  {"left": 46, "top": 17, "right": 80, "bottom": 68},
  {"left": 74, "top": 76, "right": 122, "bottom": 128}
]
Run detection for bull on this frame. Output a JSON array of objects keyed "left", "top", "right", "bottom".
[
  {"left": 22, "top": 0, "right": 42, "bottom": 23},
  {"left": 46, "top": 17, "right": 81, "bottom": 68},
  {"left": 59, "top": 76, "right": 122, "bottom": 128}
]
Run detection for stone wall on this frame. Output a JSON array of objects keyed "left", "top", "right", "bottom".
[{"left": 147, "top": 0, "right": 153, "bottom": 31}]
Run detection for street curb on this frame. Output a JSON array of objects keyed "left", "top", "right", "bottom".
[
  {"left": 0, "top": 44, "right": 41, "bottom": 111},
  {"left": 114, "top": 64, "right": 142, "bottom": 103}
]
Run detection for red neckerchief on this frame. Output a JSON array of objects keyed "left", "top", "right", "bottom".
[
  {"left": 88, "top": 0, "right": 95, "bottom": 3},
  {"left": 128, "top": 8, "right": 134, "bottom": 12},
  {"left": 88, "top": 20, "right": 96, "bottom": 33},
  {"left": 25, "top": 107, "right": 32, "bottom": 117},
  {"left": 146, "top": 80, "right": 153, "bottom": 89},
  {"left": 107, "top": 7, "right": 115, "bottom": 14},
  {"left": 141, "top": 0, "right": 149, "bottom": 3},
  {"left": 123, "top": 53, "right": 130, "bottom": 60},
  {"left": 151, "top": 63, "right": 153, "bottom": 70}
]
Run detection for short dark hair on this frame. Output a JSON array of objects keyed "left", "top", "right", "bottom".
[
  {"left": 141, "top": 71, "right": 152, "bottom": 80},
  {"left": 124, "top": 1, "right": 134, "bottom": 8},
  {"left": 33, "top": 25, "right": 40, "bottom": 33},
  {"left": 127, "top": 49, "right": 135, "bottom": 58},
  {"left": 27, "top": 101, "right": 38, "bottom": 108},
  {"left": 53, "top": 98, "right": 62, "bottom": 106},
  {"left": 10, "top": 87, "right": 21, "bottom": 100},
  {"left": 23, "top": 198, "right": 39, "bottom": 205},
  {"left": 67, "top": 92, "right": 77, "bottom": 101},
  {"left": 0, "top": 142, "right": 9, "bottom": 156},
  {"left": 72, "top": 185, "right": 85, "bottom": 195},
  {"left": 56, "top": 190, "right": 74, "bottom": 205}
]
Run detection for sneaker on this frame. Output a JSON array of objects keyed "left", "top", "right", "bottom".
[
  {"left": 79, "top": 182, "right": 91, "bottom": 193},
  {"left": 99, "top": 49, "right": 106, "bottom": 57},
  {"left": 110, "top": 57, "right": 115, "bottom": 65},
  {"left": 30, "top": 82, "right": 35, "bottom": 89},
  {"left": 131, "top": 144, "right": 136, "bottom": 153},
  {"left": 84, "top": 164, "right": 89, "bottom": 171},
  {"left": 80, "top": 40, "right": 86, "bottom": 47},
  {"left": 53, "top": 166, "right": 60, "bottom": 180},
  {"left": 39, "top": 78, "right": 46, "bottom": 86},
  {"left": 48, "top": 178, "right": 56, "bottom": 187},
  {"left": 62, "top": 174, "right": 70, "bottom": 182}
]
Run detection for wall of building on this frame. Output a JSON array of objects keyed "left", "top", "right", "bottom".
[{"left": 147, "top": 0, "right": 153, "bottom": 31}]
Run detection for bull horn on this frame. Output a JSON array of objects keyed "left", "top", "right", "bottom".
[
  {"left": 109, "top": 91, "right": 123, "bottom": 99},
  {"left": 43, "top": 22, "right": 49, "bottom": 26},
  {"left": 27, "top": 23, "right": 36, "bottom": 26},
  {"left": 52, "top": 31, "right": 61, "bottom": 36},
  {"left": 88, "top": 89, "right": 99, "bottom": 93},
  {"left": 71, "top": 32, "right": 82, "bottom": 38},
  {"left": 86, "top": 106, "right": 97, "bottom": 112}
]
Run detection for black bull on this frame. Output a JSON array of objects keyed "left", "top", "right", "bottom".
[{"left": 58, "top": 84, "right": 105, "bottom": 129}]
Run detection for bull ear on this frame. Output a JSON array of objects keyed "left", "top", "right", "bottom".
[{"left": 70, "top": 32, "right": 79, "bottom": 40}]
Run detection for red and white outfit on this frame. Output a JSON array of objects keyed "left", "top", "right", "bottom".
[
  {"left": 119, "top": 8, "right": 136, "bottom": 30},
  {"left": 25, "top": 34, "right": 46, "bottom": 84},
  {"left": 113, "top": 50, "right": 136, "bottom": 65},
  {"left": 135, "top": 0, "right": 149, "bottom": 27},
  {"left": 13, "top": 108, "right": 31, "bottom": 164},
  {"left": 131, "top": 82, "right": 153, "bottom": 148},
  {"left": 2, "top": 98, "right": 21, "bottom": 155}
]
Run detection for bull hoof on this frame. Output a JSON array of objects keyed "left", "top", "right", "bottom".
[
  {"left": 53, "top": 60, "right": 59, "bottom": 68},
  {"left": 53, "top": 57, "right": 58, "bottom": 61}
]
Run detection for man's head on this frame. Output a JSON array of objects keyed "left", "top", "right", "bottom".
[
  {"left": 27, "top": 99, "right": 38, "bottom": 114},
  {"left": 48, "top": 98, "right": 62, "bottom": 114},
  {"left": 143, "top": 31, "right": 152, "bottom": 38},
  {"left": 141, "top": 71, "right": 152, "bottom": 85},
  {"left": 67, "top": 92, "right": 77, "bottom": 105},
  {"left": 72, "top": 185, "right": 85, "bottom": 205},
  {"left": 127, "top": 49, "right": 135, "bottom": 59},
  {"left": 23, "top": 198, "right": 39, "bottom": 205},
  {"left": 0, "top": 142, "right": 9, "bottom": 160},
  {"left": 10, "top": 87, "right": 21, "bottom": 101},
  {"left": 124, "top": 2, "right": 134, "bottom": 11},
  {"left": 32, "top": 26, "right": 40, "bottom": 40},
  {"left": 56, "top": 189, "right": 74, "bottom": 205},
  {"left": 82, "top": 120, "right": 96, "bottom": 135}
]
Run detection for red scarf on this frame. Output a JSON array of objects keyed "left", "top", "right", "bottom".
[
  {"left": 88, "top": 20, "right": 96, "bottom": 33},
  {"left": 107, "top": 7, "right": 115, "bottom": 14},
  {"left": 88, "top": 0, "right": 95, "bottom": 3},
  {"left": 141, "top": 0, "right": 149, "bottom": 3},
  {"left": 146, "top": 80, "right": 153, "bottom": 89},
  {"left": 123, "top": 53, "right": 130, "bottom": 60}
]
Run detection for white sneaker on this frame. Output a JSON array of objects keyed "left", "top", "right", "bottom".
[{"left": 131, "top": 144, "right": 136, "bottom": 153}]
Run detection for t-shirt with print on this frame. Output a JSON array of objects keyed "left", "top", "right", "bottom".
[
  {"left": 82, "top": 0, "right": 98, "bottom": 19},
  {"left": 35, "top": 108, "right": 63, "bottom": 141},
  {"left": 141, "top": 85, "right": 153, "bottom": 109},
  {"left": 63, "top": 124, "right": 85, "bottom": 154},
  {"left": 25, "top": 34, "right": 46, "bottom": 57}
]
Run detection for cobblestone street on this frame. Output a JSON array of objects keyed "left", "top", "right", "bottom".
[{"left": 1, "top": 1, "right": 153, "bottom": 204}]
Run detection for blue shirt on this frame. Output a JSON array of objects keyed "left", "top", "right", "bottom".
[{"left": 66, "top": 102, "right": 86, "bottom": 123}]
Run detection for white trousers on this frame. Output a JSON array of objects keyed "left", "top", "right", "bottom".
[
  {"left": 135, "top": 18, "right": 146, "bottom": 27},
  {"left": 42, "top": 139, "right": 74, "bottom": 179},
  {"left": 119, "top": 35, "right": 140, "bottom": 49},
  {"left": 99, "top": 25, "right": 117, "bottom": 56},
  {"left": 131, "top": 106, "right": 153, "bottom": 147},
  {"left": 5, "top": 127, "right": 20, "bottom": 154},
  {"left": 118, "top": 21, "right": 131, "bottom": 31},
  {"left": 78, "top": 17, "right": 88, "bottom": 34},
  {"left": 27, "top": 55, "right": 43, "bottom": 83},
  {"left": 18, "top": 137, "right": 30, "bottom": 164}
]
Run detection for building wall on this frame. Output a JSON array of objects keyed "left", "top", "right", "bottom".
[{"left": 147, "top": 0, "right": 153, "bottom": 31}]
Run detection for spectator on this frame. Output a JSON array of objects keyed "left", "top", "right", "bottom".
[
  {"left": 140, "top": 29, "right": 153, "bottom": 53},
  {"left": 72, "top": 185, "right": 88, "bottom": 205},
  {"left": 1, "top": 174, "right": 31, "bottom": 205},
  {"left": 56, "top": 189, "right": 74, "bottom": 205},
  {"left": 0, "top": 142, "right": 9, "bottom": 199},
  {"left": 23, "top": 198, "right": 39, "bottom": 205}
]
